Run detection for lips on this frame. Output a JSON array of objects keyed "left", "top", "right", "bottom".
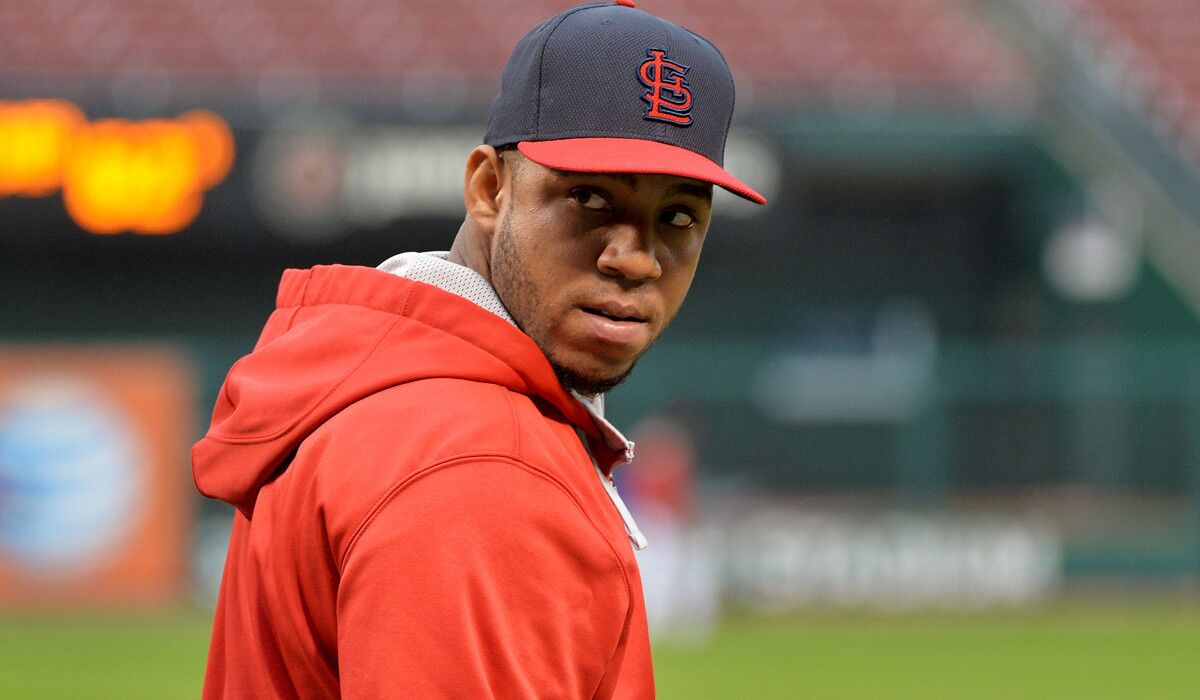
[
  {"left": 581, "top": 301, "right": 646, "bottom": 323},
  {"left": 578, "top": 301, "right": 651, "bottom": 347}
]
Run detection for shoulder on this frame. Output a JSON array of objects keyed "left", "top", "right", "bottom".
[
  {"left": 341, "top": 452, "right": 630, "bottom": 585},
  {"left": 290, "top": 378, "right": 591, "bottom": 553},
  {"left": 315, "top": 377, "right": 586, "bottom": 484},
  {"left": 295, "top": 377, "right": 525, "bottom": 508},
  {"left": 327, "top": 377, "right": 524, "bottom": 458}
]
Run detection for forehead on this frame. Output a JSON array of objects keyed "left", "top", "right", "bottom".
[
  {"left": 516, "top": 157, "right": 713, "bottom": 202},
  {"left": 586, "top": 171, "right": 713, "bottom": 201}
]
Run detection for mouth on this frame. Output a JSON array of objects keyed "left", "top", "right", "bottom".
[
  {"left": 580, "top": 302, "right": 647, "bottom": 324},
  {"left": 577, "top": 302, "right": 651, "bottom": 348},
  {"left": 582, "top": 308, "right": 644, "bottom": 324}
]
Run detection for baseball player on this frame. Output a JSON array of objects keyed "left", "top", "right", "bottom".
[{"left": 193, "top": 1, "right": 765, "bottom": 696}]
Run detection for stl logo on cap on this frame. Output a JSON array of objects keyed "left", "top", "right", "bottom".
[{"left": 639, "top": 49, "right": 693, "bottom": 126}]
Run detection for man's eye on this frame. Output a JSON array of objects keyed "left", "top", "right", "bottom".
[
  {"left": 571, "top": 189, "right": 609, "bottom": 210},
  {"left": 662, "top": 210, "right": 695, "bottom": 228}
]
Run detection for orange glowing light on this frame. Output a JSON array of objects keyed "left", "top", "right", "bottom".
[
  {"left": 179, "top": 110, "right": 236, "bottom": 188},
  {"left": 0, "top": 100, "right": 235, "bottom": 235},
  {"left": 0, "top": 99, "right": 86, "bottom": 197}
]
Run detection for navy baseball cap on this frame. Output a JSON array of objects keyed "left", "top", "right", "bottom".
[{"left": 485, "top": 0, "right": 766, "bottom": 205}]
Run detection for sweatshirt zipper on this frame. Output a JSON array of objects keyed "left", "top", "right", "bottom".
[
  {"left": 576, "top": 428, "right": 647, "bottom": 551},
  {"left": 595, "top": 463, "right": 648, "bottom": 551}
]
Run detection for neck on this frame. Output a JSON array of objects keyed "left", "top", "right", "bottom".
[{"left": 448, "top": 223, "right": 493, "bottom": 286}]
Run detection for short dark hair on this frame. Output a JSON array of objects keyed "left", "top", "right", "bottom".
[{"left": 495, "top": 144, "right": 522, "bottom": 184}]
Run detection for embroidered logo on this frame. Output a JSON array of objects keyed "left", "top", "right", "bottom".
[{"left": 638, "top": 49, "right": 693, "bottom": 126}]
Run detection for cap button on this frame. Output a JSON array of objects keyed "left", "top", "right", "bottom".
[{"left": 614, "top": 0, "right": 636, "bottom": 7}]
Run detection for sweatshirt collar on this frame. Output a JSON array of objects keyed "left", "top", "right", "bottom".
[{"left": 377, "top": 251, "right": 515, "bottom": 325}]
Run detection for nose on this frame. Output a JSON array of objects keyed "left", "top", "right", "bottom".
[{"left": 597, "top": 222, "right": 662, "bottom": 281}]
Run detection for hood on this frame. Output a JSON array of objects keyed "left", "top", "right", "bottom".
[{"left": 193, "top": 264, "right": 616, "bottom": 516}]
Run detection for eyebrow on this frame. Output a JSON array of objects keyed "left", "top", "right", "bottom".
[
  {"left": 669, "top": 181, "right": 714, "bottom": 202},
  {"left": 569, "top": 170, "right": 714, "bottom": 203}
]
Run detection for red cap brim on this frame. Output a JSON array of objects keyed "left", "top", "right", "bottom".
[{"left": 518, "top": 138, "right": 766, "bottom": 205}]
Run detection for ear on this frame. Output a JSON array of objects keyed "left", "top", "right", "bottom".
[{"left": 463, "top": 145, "right": 507, "bottom": 236}]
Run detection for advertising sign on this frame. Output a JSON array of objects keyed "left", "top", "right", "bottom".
[{"left": 0, "top": 346, "right": 193, "bottom": 607}]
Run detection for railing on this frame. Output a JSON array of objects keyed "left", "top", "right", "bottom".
[{"left": 972, "top": 0, "right": 1200, "bottom": 313}]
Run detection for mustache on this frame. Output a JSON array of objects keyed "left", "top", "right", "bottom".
[{"left": 570, "top": 288, "right": 658, "bottom": 322}]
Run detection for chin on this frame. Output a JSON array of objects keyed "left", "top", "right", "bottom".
[{"left": 550, "top": 355, "right": 638, "bottom": 396}]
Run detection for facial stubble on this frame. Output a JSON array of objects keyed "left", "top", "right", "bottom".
[{"left": 491, "top": 212, "right": 640, "bottom": 397}]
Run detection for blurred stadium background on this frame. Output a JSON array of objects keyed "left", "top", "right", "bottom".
[{"left": 2, "top": 0, "right": 1200, "bottom": 696}]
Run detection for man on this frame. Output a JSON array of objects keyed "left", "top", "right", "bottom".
[{"left": 193, "top": 1, "right": 764, "bottom": 697}]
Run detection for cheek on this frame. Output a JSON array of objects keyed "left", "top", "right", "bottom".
[
  {"left": 519, "top": 239, "right": 581, "bottom": 303},
  {"left": 657, "top": 254, "right": 701, "bottom": 317},
  {"left": 658, "top": 224, "right": 706, "bottom": 266},
  {"left": 661, "top": 237, "right": 704, "bottom": 285},
  {"left": 522, "top": 223, "right": 603, "bottom": 294},
  {"left": 502, "top": 218, "right": 587, "bottom": 322}
]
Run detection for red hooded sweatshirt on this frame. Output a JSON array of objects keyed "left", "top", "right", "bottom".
[{"left": 193, "top": 264, "right": 654, "bottom": 698}]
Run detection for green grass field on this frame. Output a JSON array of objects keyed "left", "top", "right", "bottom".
[{"left": 1, "top": 601, "right": 1198, "bottom": 698}]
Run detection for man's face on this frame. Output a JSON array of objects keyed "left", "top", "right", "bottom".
[{"left": 490, "top": 155, "right": 712, "bottom": 395}]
